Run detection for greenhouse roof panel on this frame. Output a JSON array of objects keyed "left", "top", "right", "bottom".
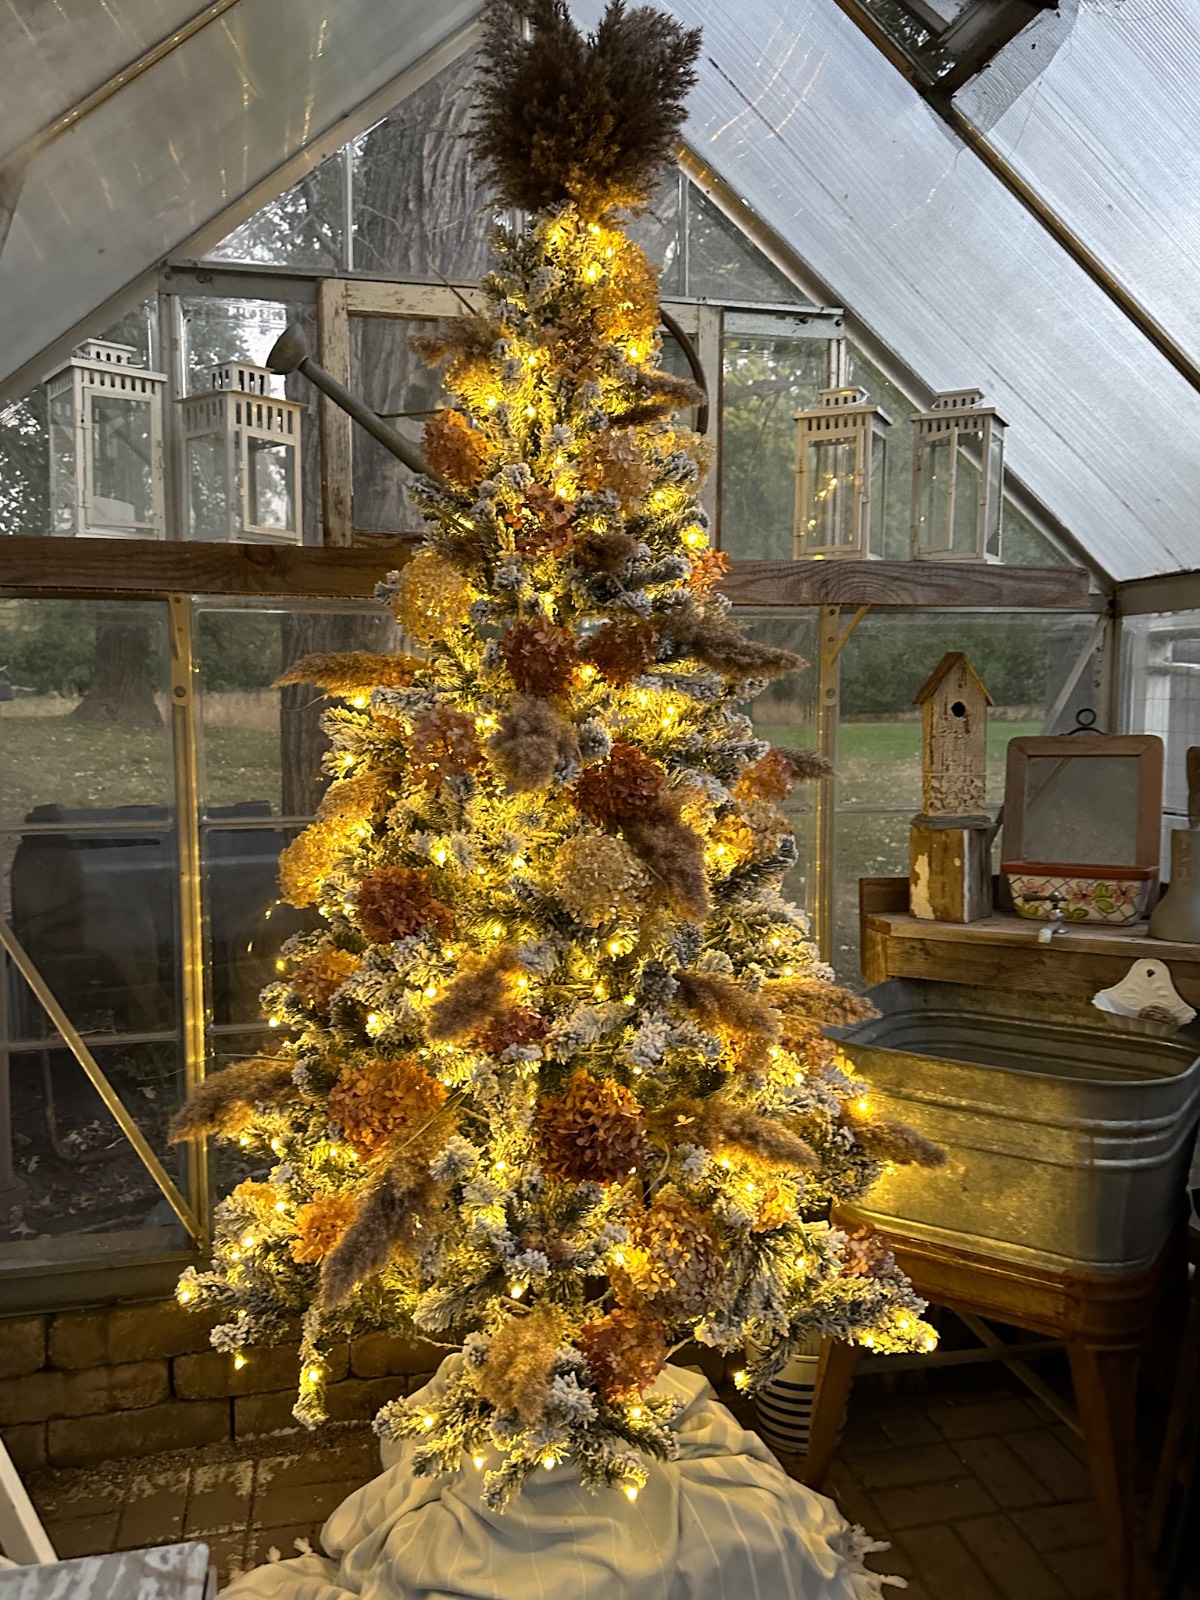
[
  {"left": 0, "top": 0, "right": 480, "bottom": 400},
  {"left": 583, "top": 0, "right": 1200, "bottom": 581}
]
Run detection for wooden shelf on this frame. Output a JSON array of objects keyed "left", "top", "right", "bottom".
[
  {"left": 860, "top": 876, "right": 1200, "bottom": 1008},
  {"left": 720, "top": 558, "right": 1091, "bottom": 610}
]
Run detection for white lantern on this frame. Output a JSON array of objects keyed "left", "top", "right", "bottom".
[
  {"left": 181, "top": 360, "right": 303, "bottom": 543},
  {"left": 910, "top": 389, "right": 1006, "bottom": 562},
  {"left": 793, "top": 387, "right": 891, "bottom": 560},
  {"left": 44, "top": 341, "right": 167, "bottom": 538}
]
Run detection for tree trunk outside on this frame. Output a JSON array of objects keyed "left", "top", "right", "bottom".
[{"left": 71, "top": 619, "right": 162, "bottom": 728}]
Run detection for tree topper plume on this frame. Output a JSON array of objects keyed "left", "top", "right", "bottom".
[{"left": 472, "top": 0, "right": 702, "bottom": 219}]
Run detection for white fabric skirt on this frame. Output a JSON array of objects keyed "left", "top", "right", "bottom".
[{"left": 221, "top": 1362, "right": 901, "bottom": 1600}]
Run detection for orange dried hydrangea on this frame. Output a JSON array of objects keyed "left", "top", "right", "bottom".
[
  {"left": 571, "top": 742, "right": 664, "bottom": 829},
  {"left": 290, "top": 947, "right": 360, "bottom": 1010},
  {"left": 355, "top": 866, "right": 454, "bottom": 945},
  {"left": 327, "top": 1057, "right": 447, "bottom": 1159},
  {"left": 291, "top": 1193, "right": 358, "bottom": 1264},
  {"left": 499, "top": 616, "right": 577, "bottom": 695},
  {"left": 423, "top": 408, "right": 490, "bottom": 488},
  {"left": 577, "top": 1307, "right": 668, "bottom": 1402},
  {"left": 536, "top": 1070, "right": 646, "bottom": 1184}
]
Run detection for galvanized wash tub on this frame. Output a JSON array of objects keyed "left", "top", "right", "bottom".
[{"left": 829, "top": 979, "right": 1200, "bottom": 1275}]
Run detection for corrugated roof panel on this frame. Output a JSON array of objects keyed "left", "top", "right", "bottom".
[
  {"left": 958, "top": 0, "right": 1200, "bottom": 370},
  {"left": 0, "top": 0, "right": 480, "bottom": 397},
  {"left": 570, "top": 0, "right": 1199, "bottom": 581},
  {"left": 0, "top": 0, "right": 206, "bottom": 163}
]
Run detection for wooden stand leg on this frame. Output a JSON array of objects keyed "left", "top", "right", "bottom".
[
  {"left": 1066, "top": 1340, "right": 1139, "bottom": 1600},
  {"left": 801, "top": 1339, "right": 861, "bottom": 1490}
]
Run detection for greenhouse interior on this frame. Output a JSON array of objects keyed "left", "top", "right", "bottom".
[{"left": 0, "top": 1, "right": 1199, "bottom": 1597}]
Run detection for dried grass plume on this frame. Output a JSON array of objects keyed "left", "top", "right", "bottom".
[{"left": 472, "top": 0, "right": 701, "bottom": 219}]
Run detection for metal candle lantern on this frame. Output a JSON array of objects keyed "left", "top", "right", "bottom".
[
  {"left": 793, "top": 386, "right": 891, "bottom": 560},
  {"left": 44, "top": 341, "right": 167, "bottom": 538},
  {"left": 181, "top": 360, "right": 303, "bottom": 543},
  {"left": 910, "top": 388, "right": 1005, "bottom": 562}
]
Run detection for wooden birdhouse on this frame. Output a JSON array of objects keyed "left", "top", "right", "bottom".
[{"left": 910, "top": 653, "right": 996, "bottom": 924}]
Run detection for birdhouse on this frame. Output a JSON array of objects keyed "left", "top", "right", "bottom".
[
  {"left": 915, "top": 652, "right": 993, "bottom": 818},
  {"left": 910, "top": 653, "right": 995, "bottom": 924}
]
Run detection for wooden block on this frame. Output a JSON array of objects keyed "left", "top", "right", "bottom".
[{"left": 910, "top": 822, "right": 993, "bottom": 923}]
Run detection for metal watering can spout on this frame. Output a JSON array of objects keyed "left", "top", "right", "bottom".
[{"left": 266, "top": 323, "right": 448, "bottom": 490}]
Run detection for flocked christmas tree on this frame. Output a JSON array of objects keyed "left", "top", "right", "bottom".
[{"left": 172, "top": 0, "right": 941, "bottom": 1510}]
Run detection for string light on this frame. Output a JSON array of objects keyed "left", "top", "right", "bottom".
[
  {"left": 623, "top": 1484, "right": 639, "bottom": 1502},
  {"left": 233, "top": 1353, "right": 247, "bottom": 1370}
]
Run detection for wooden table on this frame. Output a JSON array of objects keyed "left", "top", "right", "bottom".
[
  {"left": 859, "top": 876, "right": 1200, "bottom": 1010},
  {"left": 802, "top": 1222, "right": 1180, "bottom": 1600}
]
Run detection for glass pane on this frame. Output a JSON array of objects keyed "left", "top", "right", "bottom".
[
  {"left": 802, "top": 438, "right": 858, "bottom": 553},
  {"left": 206, "top": 151, "right": 347, "bottom": 271},
  {"left": 46, "top": 388, "right": 75, "bottom": 535},
  {"left": 626, "top": 168, "right": 685, "bottom": 297},
  {"left": 740, "top": 609, "right": 820, "bottom": 922},
  {"left": 685, "top": 185, "right": 797, "bottom": 303},
  {"left": 188, "top": 434, "right": 231, "bottom": 538},
  {"left": 1120, "top": 609, "right": 1200, "bottom": 868},
  {"left": 193, "top": 602, "right": 400, "bottom": 820},
  {"left": 350, "top": 49, "right": 496, "bottom": 283},
  {"left": 834, "top": 810, "right": 912, "bottom": 982},
  {"left": 247, "top": 437, "right": 295, "bottom": 530},
  {"left": 6, "top": 827, "right": 179, "bottom": 1037},
  {"left": 721, "top": 332, "right": 829, "bottom": 559},
  {"left": 205, "top": 826, "right": 314, "bottom": 1028},
  {"left": 0, "top": 599, "right": 173, "bottom": 820},
  {"left": 90, "top": 394, "right": 153, "bottom": 527},
  {"left": 0, "top": 1041, "right": 187, "bottom": 1269},
  {"left": 351, "top": 315, "right": 450, "bottom": 535}
]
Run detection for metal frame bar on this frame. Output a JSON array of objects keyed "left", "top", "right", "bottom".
[
  {"left": 168, "top": 594, "right": 211, "bottom": 1241},
  {"left": 0, "top": 917, "right": 201, "bottom": 1241}
]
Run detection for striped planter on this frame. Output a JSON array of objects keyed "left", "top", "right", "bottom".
[{"left": 751, "top": 1332, "right": 828, "bottom": 1456}]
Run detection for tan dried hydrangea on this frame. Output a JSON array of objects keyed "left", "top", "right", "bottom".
[
  {"left": 278, "top": 820, "right": 354, "bottom": 908},
  {"left": 291, "top": 1192, "right": 358, "bottom": 1264},
  {"left": 610, "top": 1188, "right": 724, "bottom": 1322},
  {"left": 556, "top": 833, "right": 650, "bottom": 925},
  {"left": 390, "top": 549, "right": 474, "bottom": 645},
  {"left": 327, "top": 1057, "right": 447, "bottom": 1159},
  {"left": 577, "top": 1307, "right": 668, "bottom": 1402}
]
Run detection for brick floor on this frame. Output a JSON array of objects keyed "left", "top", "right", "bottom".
[{"left": 17, "top": 1364, "right": 1198, "bottom": 1598}]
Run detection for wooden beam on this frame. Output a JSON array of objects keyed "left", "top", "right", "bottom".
[
  {"left": 720, "top": 558, "right": 1091, "bottom": 610},
  {"left": 1115, "top": 568, "right": 1200, "bottom": 617},
  {"left": 0, "top": 538, "right": 407, "bottom": 600},
  {"left": 317, "top": 279, "right": 355, "bottom": 547}
]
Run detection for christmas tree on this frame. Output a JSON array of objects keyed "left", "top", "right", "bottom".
[{"left": 172, "top": 0, "right": 939, "bottom": 1511}]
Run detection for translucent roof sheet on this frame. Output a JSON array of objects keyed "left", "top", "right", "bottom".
[
  {"left": 959, "top": 2, "right": 1200, "bottom": 370},
  {"left": 572, "top": 0, "right": 1200, "bottom": 582},
  {"left": 0, "top": 0, "right": 479, "bottom": 400},
  {"left": 0, "top": 1, "right": 206, "bottom": 163}
]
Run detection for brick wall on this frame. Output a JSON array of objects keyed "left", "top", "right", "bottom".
[{"left": 0, "top": 1302, "right": 439, "bottom": 1474}]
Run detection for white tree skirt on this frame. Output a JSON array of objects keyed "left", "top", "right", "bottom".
[{"left": 222, "top": 1363, "right": 902, "bottom": 1600}]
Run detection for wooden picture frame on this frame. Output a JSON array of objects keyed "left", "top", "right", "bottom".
[{"left": 1002, "top": 734, "right": 1164, "bottom": 872}]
